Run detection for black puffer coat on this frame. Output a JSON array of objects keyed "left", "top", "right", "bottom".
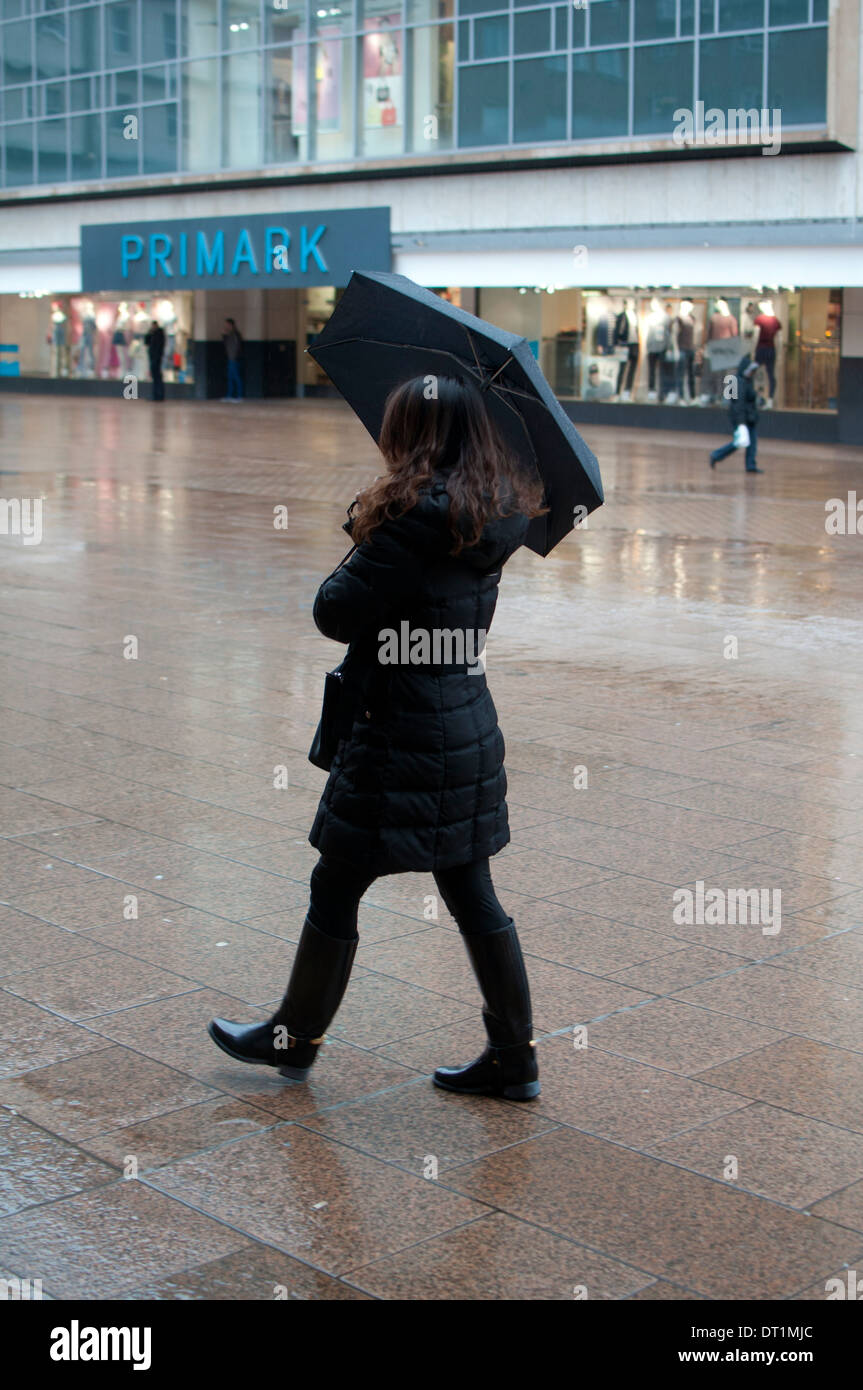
[{"left": 309, "top": 474, "right": 528, "bottom": 875}]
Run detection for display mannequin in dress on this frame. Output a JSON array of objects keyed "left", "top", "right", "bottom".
[
  {"left": 700, "top": 297, "right": 740, "bottom": 404},
  {"left": 754, "top": 298, "right": 782, "bottom": 407}
]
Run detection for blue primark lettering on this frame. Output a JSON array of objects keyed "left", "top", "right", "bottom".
[
  {"left": 301, "top": 224, "right": 328, "bottom": 273},
  {"left": 179, "top": 232, "right": 187, "bottom": 276},
  {"left": 121, "top": 234, "right": 144, "bottom": 276},
  {"left": 265, "top": 227, "right": 290, "bottom": 272},
  {"left": 196, "top": 230, "right": 224, "bottom": 276},
  {"left": 149, "top": 234, "right": 172, "bottom": 277},
  {"left": 231, "top": 228, "right": 258, "bottom": 276}
]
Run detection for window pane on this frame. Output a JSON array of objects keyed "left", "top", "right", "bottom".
[
  {"left": 111, "top": 68, "right": 139, "bottom": 104},
  {"left": 4, "top": 88, "right": 27, "bottom": 120},
  {"left": 5, "top": 122, "right": 35, "bottom": 186},
  {"left": 458, "top": 60, "right": 508, "bottom": 146},
  {"left": 812, "top": 0, "right": 827, "bottom": 17},
  {"left": 474, "top": 15, "right": 508, "bottom": 59},
  {"left": 37, "top": 116, "right": 67, "bottom": 181},
  {"left": 360, "top": 15, "right": 404, "bottom": 159},
  {"left": 142, "top": 101, "right": 177, "bottom": 173},
  {"left": 70, "top": 75, "right": 101, "bottom": 110},
  {"left": 459, "top": 0, "right": 505, "bottom": 14},
  {"left": 265, "top": 45, "right": 305, "bottom": 162},
  {"left": 699, "top": 0, "right": 715, "bottom": 34},
  {"left": 590, "top": 0, "right": 629, "bottom": 45},
  {"left": 44, "top": 82, "right": 67, "bottom": 115},
  {"left": 556, "top": 6, "right": 572, "bottom": 50},
  {"left": 70, "top": 5, "right": 99, "bottom": 75},
  {"left": 142, "top": 65, "right": 167, "bottom": 101},
  {"left": 634, "top": 40, "right": 692, "bottom": 133},
  {"left": 680, "top": 0, "right": 694, "bottom": 35},
  {"left": 769, "top": 0, "right": 807, "bottom": 22},
  {"left": 572, "top": 47, "right": 628, "bottom": 138},
  {"left": 4, "top": 21, "right": 33, "bottom": 85},
  {"left": 407, "top": 0, "right": 455, "bottom": 19},
  {"left": 105, "top": 1, "right": 138, "bottom": 68},
  {"left": 514, "top": 55, "right": 566, "bottom": 142},
  {"left": 698, "top": 33, "right": 762, "bottom": 111},
  {"left": 572, "top": 7, "right": 585, "bottom": 46},
  {"left": 143, "top": 0, "right": 177, "bottom": 62},
  {"left": 514, "top": 9, "right": 551, "bottom": 55},
  {"left": 407, "top": 22, "right": 454, "bottom": 152},
  {"left": 768, "top": 27, "right": 827, "bottom": 124},
  {"left": 224, "top": 0, "right": 261, "bottom": 48},
  {"left": 223, "top": 51, "right": 262, "bottom": 167},
  {"left": 181, "top": 0, "right": 220, "bottom": 57},
  {"left": 182, "top": 58, "right": 219, "bottom": 170},
  {"left": 105, "top": 107, "right": 140, "bottom": 175},
  {"left": 312, "top": 33, "right": 353, "bottom": 160},
  {"left": 718, "top": 0, "right": 752, "bottom": 30},
  {"left": 265, "top": 0, "right": 306, "bottom": 44},
  {"left": 635, "top": 0, "right": 676, "bottom": 41},
  {"left": 70, "top": 111, "right": 101, "bottom": 179},
  {"left": 36, "top": 13, "right": 66, "bottom": 78}
]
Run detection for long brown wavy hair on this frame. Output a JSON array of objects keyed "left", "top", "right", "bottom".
[{"left": 350, "top": 374, "right": 547, "bottom": 555}]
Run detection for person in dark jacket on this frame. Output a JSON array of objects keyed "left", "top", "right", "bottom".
[
  {"left": 222, "top": 318, "right": 244, "bottom": 400},
  {"left": 709, "top": 354, "right": 762, "bottom": 473},
  {"left": 144, "top": 321, "right": 165, "bottom": 402},
  {"left": 208, "top": 374, "right": 547, "bottom": 1100}
]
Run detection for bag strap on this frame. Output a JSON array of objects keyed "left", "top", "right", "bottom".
[{"left": 320, "top": 544, "right": 357, "bottom": 587}]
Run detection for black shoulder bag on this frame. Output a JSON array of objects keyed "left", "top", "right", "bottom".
[{"left": 308, "top": 543, "right": 357, "bottom": 772}]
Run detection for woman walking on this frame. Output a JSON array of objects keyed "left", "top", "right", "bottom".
[{"left": 208, "top": 375, "right": 546, "bottom": 1099}]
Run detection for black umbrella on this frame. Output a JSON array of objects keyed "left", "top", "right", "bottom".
[{"left": 306, "top": 270, "right": 603, "bottom": 556}]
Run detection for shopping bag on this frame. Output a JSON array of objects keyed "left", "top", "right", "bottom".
[{"left": 733, "top": 424, "right": 750, "bottom": 449}]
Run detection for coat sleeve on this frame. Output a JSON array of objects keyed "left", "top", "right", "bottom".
[{"left": 313, "top": 505, "right": 445, "bottom": 645}]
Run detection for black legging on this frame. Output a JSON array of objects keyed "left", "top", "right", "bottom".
[{"left": 307, "top": 854, "right": 511, "bottom": 940}]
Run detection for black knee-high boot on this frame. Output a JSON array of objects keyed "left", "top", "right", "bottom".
[
  {"left": 208, "top": 918, "right": 357, "bottom": 1080},
  {"left": 434, "top": 919, "right": 540, "bottom": 1101}
]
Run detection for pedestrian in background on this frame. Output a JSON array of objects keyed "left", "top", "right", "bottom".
[
  {"left": 144, "top": 320, "right": 165, "bottom": 402},
  {"left": 222, "top": 317, "right": 244, "bottom": 401},
  {"left": 710, "top": 354, "right": 763, "bottom": 474}
]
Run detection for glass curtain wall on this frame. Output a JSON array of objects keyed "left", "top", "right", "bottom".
[{"left": 0, "top": 0, "right": 829, "bottom": 187}]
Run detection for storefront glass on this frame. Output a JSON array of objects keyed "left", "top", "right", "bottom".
[
  {"left": 0, "top": 290, "right": 194, "bottom": 384},
  {"left": 479, "top": 286, "right": 841, "bottom": 412}
]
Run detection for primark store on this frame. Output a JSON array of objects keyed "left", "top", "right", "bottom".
[{"left": 1, "top": 0, "right": 862, "bottom": 443}]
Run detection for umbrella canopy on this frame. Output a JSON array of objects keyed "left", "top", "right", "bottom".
[{"left": 307, "top": 270, "right": 603, "bottom": 556}]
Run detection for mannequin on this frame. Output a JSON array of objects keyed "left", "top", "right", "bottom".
[
  {"left": 612, "top": 296, "right": 639, "bottom": 399},
  {"left": 645, "top": 296, "right": 670, "bottom": 402},
  {"left": 131, "top": 302, "right": 150, "bottom": 377},
  {"left": 77, "top": 299, "right": 97, "bottom": 376},
  {"left": 741, "top": 300, "right": 759, "bottom": 346},
  {"left": 754, "top": 297, "right": 782, "bottom": 407},
  {"left": 592, "top": 300, "right": 616, "bottom": 355},
  {"left": 700, "top": 297, "right": 740, "bottom": 403},
  {"left": 673, "top": 299, "right": 697, "bottom": 403},
  {"left": 112, "top": 300, "right": 132, "bottom": 375},
  {"left": 50, "top": 301, "right": 68, "bottom": 377}
]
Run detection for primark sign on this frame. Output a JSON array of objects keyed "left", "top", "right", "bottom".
[{"left": 80, "top": 207, "right": 391, "bottom": 292}]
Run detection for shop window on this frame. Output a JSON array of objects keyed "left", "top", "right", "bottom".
[
  {"left": 222, "top": 50, "right": 263, "bottom": 168},
  {"left": 768, "top": 0, "right": 808, "bottom": 24},
  {"left": 265, "top": 45, "right": 304, "bottom": 163},
  {"left": 3, "top": 21, "right": 33, "bottom": 86},
  {"left": 142, "top": 0, "right": 177, "bottom": 64},
  {"left": 572, "top": 47, "right": 628, "bottom": 139},
  {"left": 70, "top": 111, "right": 101, "bottom": 180},
  {"left": 458, "top": 60, "right": 508, "bottom": 146},
  {"left": 224, "top": 0, "right": 261, "bottom": 48},
  {"left": 142, "top": 102, "right": 177, "bottom": 174},
  {"left": 3, "top": 122, "right": 34, "bottom": 186},
  {"left": 718, "top": 0, "right": 752, "bottom": 31},
  {"left": 70, "top": 6, "right": 99, "bottom": 76},
  {"left": 634, "top": 0, "right": 676, "bottom": 42},
  {"left": 37, "top": 116, "right": 67, "bottom": 183},
  {"left": 265, "top": 0, "right": 306, "bottom": 45},
  {"left": 474, "top": 15, "right": 509, "bottom": 59},
  {"left": 589, "top": 0, "right": 630, "bottom": 47},
  {"left": 360, "top": 15, "right": 405, "bottom": 159},
  {"left": 698, "top": 34, "right": 763, "bottom": 113},
  {"left": 514, "top": 55, "right": 566, "bottom": 142},
  {"left": 768, "top": 26, "right": 827, "bottom": 124},
  {"left": 634, "top": 40, "right": 692, "bottom": 134},
  {"left": 407, "top": 23, "right": 454, "bottom": 152}
]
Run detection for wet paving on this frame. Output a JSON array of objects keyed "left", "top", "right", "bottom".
[{"left": 0, "top": 394, "right": 862, "bottom": 1300}]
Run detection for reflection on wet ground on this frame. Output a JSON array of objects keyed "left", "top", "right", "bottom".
[{"left": 0, "top": 396, "right": 862, "bottom": 1300}]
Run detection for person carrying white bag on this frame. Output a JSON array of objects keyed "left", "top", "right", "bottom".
[{"left": 709, "top": 355, "right": 763, "bottom": 474}]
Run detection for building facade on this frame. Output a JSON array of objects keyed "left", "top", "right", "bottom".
[{"left": 0, "top": 0, "right": 861, "bottom": 441}]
